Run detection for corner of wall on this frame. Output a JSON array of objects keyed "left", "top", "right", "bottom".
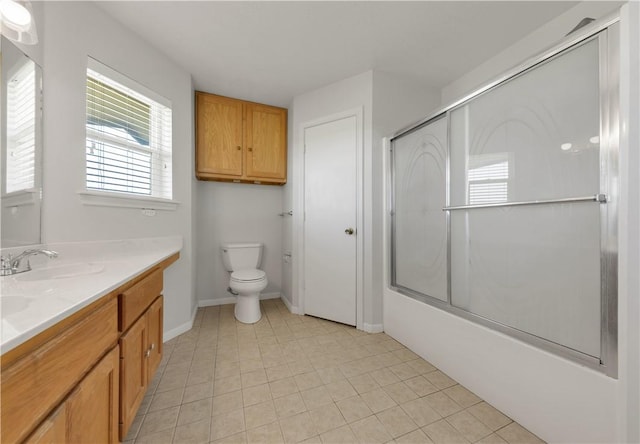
[{"left": 441, "top": 1, "right": 624, "bottom": 104}]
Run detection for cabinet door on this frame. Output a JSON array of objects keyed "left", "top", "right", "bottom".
[
  {"left": 245, "top": 103, "right": 287, "bottom": 181},
  {"left": 147, "top": 296, "right": 163, "bottom": 381},
  {"left": 67, "top": 346, "right": 120, "bottom": 443},
  {"left": 1, "top": 297, "right": 118, "bottom": 444},
  {"left": 196, "top": 93, "right": 244, "bottom": 177},
  {"left": 24, "top": 405, "right": 67, "bottom": 444},
  {"left": 119, "top": 315, "right": 148, "bottom": 440}
]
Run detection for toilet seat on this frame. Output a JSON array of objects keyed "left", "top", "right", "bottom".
[{"left": 231, "top": 269, "right": 266, "bottom": 283}]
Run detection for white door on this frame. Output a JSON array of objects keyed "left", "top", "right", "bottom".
[{"left": 304, "top": 115, "right": 357, "bottom": 326}]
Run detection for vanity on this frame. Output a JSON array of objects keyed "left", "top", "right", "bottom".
[
  {"left": 1, "top": 18, "right": 185, "bottom": 444},
  {"left": 0, "top": 237, "right": 182, "bottom": 443}
]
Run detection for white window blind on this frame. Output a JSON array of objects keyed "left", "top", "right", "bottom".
[
  {"left": 6, "top": 61, "right": 36, "bottom": 193},
  {"left": 86, "top": 59, "right": 172, "bottom": 200}
]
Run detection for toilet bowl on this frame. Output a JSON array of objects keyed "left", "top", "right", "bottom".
[
  {"left": 221, "top": 243, "right": 268, "bottom": 324},
  {"left": 229, "top": 269, "right": 267, "bottom": 323}
]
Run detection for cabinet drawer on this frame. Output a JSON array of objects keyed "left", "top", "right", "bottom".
[
  {"left": 119, "top": 269, "right": 163, "bottom": 332},
  {"left": 1, "top": 297, "right": 118, "bottom": 444}
]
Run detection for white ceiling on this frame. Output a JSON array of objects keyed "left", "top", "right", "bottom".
[{"left": 96, "top": 1, "right": 580, "bottom": 108}]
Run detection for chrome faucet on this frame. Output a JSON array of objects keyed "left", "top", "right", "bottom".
[{"left": 0, "top": 249, "right": 59, "bottom": 276}]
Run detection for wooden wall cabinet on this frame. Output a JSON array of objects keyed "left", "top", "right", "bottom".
[{"left": 196, "top": 92, "right": 287, "bottom": 185}]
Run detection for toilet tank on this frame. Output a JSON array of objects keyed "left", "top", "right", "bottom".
[{"left": 221, "top": 243, "right": 263, "bottom": 271}]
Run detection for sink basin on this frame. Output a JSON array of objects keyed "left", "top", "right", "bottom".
[
  {"left": 1, "top": 296, "right": 31, "bottom": 316},
  {"left": 16, "top": 263, "right": 105, "bottom": 282}
]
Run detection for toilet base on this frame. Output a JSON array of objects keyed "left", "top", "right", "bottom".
[{"left": 234, "top": 293, "right": 262, "bottom": 324}]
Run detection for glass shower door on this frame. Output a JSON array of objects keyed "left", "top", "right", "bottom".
[
  {"left": 448, "top": 36, "right": 603, "bottom": 358},
  {"left": 392, "top": 116, "right": 448, "bottom": 302}
]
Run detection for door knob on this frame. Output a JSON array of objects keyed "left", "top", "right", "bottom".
[{"left": 345, "top": 228, "right": 355, "bottom": 235}]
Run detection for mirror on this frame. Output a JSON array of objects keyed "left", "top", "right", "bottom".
[{"left": 1, "top": 35, "right": 43, "bottom": 247}]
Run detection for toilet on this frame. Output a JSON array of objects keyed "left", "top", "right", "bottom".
[{"left": 221, "top": 242, "right": 268, "bottom": 324}]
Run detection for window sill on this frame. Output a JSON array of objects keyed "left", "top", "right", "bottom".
[
  {"left": 78, "top": 190, "right": 179, "bottom": 211},
  {"left": 2, "top": 189, "right": 40, "bottom": 208}
]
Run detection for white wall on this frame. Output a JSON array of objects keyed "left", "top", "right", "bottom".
[
  {"left": 40, "top": 1, "right": 196, "bottom": 338},
  {"left": 371, "top": 71, "right": 440, "bottom": 328},
  {"left": 441, "top": 1, "right": 623, "bottom": 105},
  {"left": 384, "top": 2, "right": 639, "bottom": 442},
  {"left": 288, "top": 71, "right": 373, "bottom": 319},
  {"left": 284, "top": 70, "right": 439, "bottom": 328},
  {"left": 12, "top": 1, "right": 44, "bottom": 66},
  {"left": 195, "top": 181, "right": 283, "bottom": 305}
]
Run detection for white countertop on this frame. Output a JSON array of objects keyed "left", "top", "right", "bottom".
[{"left": 0, "top": 236, "right": 182, "bottom": 354}]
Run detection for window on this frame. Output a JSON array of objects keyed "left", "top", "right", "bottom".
[
  {"left": 86, "top": 58, "right": 172, "bottom": 200},
  {"left": 6, "top": 59, "right": 36, "bottom": 194}
]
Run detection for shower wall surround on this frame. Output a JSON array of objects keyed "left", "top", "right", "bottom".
[{"left": 389, "top": 22, "right": 618, "bottom": 375}]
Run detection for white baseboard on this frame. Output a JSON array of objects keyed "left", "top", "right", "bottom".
[
  {"left": 198, "top": 292, "right": 281, "bottom": 307},
  {"left": 280, "top": 294, "right": 302, "bottom": 315},
  {"left": 199, "top": 296, "right": 235, "bottom": 307},
  {"left": 363, "top": 322, "right": 384, "bottom": 333},
  {"left": 261, "top": 292, "right": 282, "bottom": 301},
  {"left": 163, "top": 303, "right": 198, "bottom": 342}
]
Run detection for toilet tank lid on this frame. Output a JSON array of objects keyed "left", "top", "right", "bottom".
[{"left": 221, "top": 242, "right": 262, "bottom": 250}]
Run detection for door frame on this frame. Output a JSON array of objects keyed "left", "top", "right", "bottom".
[{"left": 296, "top": 107, "right": 364, "bottom": 330}]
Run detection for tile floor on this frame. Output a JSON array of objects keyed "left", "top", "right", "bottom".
[{"left": 124, "top": 299, "right": 545, "bottom": 444}]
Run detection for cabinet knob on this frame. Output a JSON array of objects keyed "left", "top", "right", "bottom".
[
  {"left": 248, "top": 147, "right": 253, "bottom": 152},
  {"left": 236, "top": 146, "right": 241, "bottom": 151},
  {"left": 150, "top": 343, "right": 155, "bottom": 350},
  {"left": 145, "top": 350, "right": 151, "bottom": 358}
]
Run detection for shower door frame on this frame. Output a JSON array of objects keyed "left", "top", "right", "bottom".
[{"left": 388, "top": 14, "right": 619, "bottom": 377}]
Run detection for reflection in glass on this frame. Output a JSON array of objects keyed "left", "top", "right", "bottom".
[
  {"left": 450, "top": 38, "right": 600, "bottom": 206},
  {"left": 6, "top": 53, "right": 36, "bottom": 193},
  {"left": 468, "top": 153, "right": 509, "bottom": 205},
  {"left": 1, "top": 35, "right": 42, "bottom": 247}
]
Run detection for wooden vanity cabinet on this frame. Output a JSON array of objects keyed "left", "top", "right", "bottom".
[
  {"left": 67, "top": 345, "right": 120, "bottom": 442},
  {"left": 24, "top": 345, "right": 120, "bottom": 444},
  {"left": 147, "top": 296, "right": 163, "bottom": 377},
  {"left": 27, "top": 345, "right": 121, "bottom": 444},
  {"left": 118, "top": 269, "right": 165, "bottom": 440},
  {"left": 1, "top": 295, "right": 119, "bottom": 444},
  {"left": 1, "top": 252, "right": 179, "bottom": 444},
  {"left": 195, "top": 92, "right": 287, "bottom": 184},
  {"left": 25, "top": 404, "right": 67, "bottom": 444}
]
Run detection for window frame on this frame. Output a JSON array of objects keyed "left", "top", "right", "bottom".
[{"left": 80, "top": 57, "right": 177, "bottom": 210}]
